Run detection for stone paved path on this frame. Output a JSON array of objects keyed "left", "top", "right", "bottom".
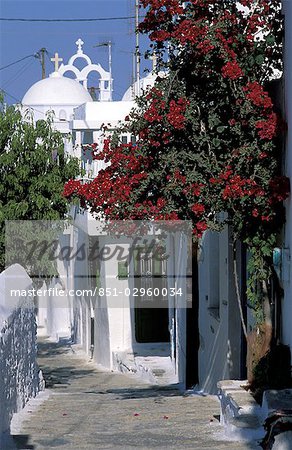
[{"left": 12, "top": 338, "right": 261, "bottom": 449}]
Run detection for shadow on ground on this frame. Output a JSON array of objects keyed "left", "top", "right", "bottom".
[
  {"left": 104, "top": 385, "right": 181, "bottom": 400},
  {"left": 11, "top": 434, "right": 34, "bottom": 449},
  {"left": 9, "top": 338, "right": 261, "bottom": 450},
  {"left": 12, "top": 435, "right": 71, "bottom": 449},
  {"left": 37, "top": 338, "right": 74, "bottom": 358},
  {"left": 39, "top": 365, "right": 97, "bottom": 388},
  {"left": 37, "top": 338, "right": 97, "bottom": 388}
]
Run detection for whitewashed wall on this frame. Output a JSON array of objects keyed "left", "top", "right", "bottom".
[
  {"left": 45, "top": 277, "right": 72, "bottom": 341},
  {"left": 282, "top": 0, "right": 292, "bottom": 354},
  {"left": 198, "top": 229, "right": 241, "bottom": 393},
  {"left": 94, "top": 237, "right": 132, "bottom": 369},
  {"left": 0, "top": 265, "right": 39, "bottom": 446},
  {"left": 167, "top": 232, "right": 188, "bottom": 386}
]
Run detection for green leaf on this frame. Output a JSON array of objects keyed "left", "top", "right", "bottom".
[
  {"left": 212, "top": 138, "right": 221, "bottom": 147},
  {"left": 217, "top": 126, "right": 227, "bottom": 133},
  {"left": 255, "top": 55, "right": 265, "bottom": 65},
  {"left": 266, "top": 34, "right": 275, "bottom": 45}
]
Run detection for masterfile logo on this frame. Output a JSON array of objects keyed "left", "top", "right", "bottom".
[{"left": 4, "top": 219, "right": 192, "bottom": 308}]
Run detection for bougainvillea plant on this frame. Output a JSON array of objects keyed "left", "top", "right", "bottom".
[{"left": 64, "top": 0, "right": 289, "bottom": 326}]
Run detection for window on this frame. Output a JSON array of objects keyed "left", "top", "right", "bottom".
[
  {"left": 207, "top": 231, "right": 220, "bottom": 319},
  {"left": 59, "top": 109, "right": 67, "bottom": 121},
  {"left": 83, "top": 131, "right": 93, "bottom": 145}
]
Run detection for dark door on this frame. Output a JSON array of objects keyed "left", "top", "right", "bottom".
[
  {"left": 134, "top": 246, "right": 170, "bottom": 343},
  {"left": 185, "top": 243, "right": 199, "bottom": 388}
]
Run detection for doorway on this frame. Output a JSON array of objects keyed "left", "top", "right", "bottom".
[
  {"left": 133, "top": 245, "right": 170, "bottom": 343},
  {"left": 185, "top": 242, "right": 199, "bottom": 388}
]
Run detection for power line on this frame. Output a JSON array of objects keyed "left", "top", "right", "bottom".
[
  {"left": 0, "top": 16, "right": 138, "bottom": 23},
  {"left": 2, "top": 59, "right": 34, "bottom": 89},
  {"left": 0, "top": 89, "right": 20, "bottom": 103},
  {"left": 1, "top": 31, "right": 128, "bottom": 36},
  {"left": 0, "top": 54, "right": 36, "bottom": 71}
]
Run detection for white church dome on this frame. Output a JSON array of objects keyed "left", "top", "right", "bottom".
[
  {"left": 22, "top": 72, "right": 93, "bottom": 105},
  {"left": 122, "top": 71, "right": 166, "bottom": 101}
]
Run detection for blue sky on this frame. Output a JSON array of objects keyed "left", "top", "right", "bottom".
[{"left": 0, "top": 0, "right": 152, "bottom": 103}]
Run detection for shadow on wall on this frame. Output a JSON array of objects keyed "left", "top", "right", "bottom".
[
  {"left": 199, "top": 316, "right": 229, "bottom": 393},
  {"left": 71, "top": 303, "right": 81, "bottom": 344}
]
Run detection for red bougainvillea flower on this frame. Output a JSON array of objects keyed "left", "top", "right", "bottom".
[
  {"left": 259, "top": 152, "right": 268, "bottom": 159},
  {"left": 63, "top": 179, "right": 82, "bottom": 198},
  {"left": 166, "top": 98, "right": 188, "bottom": 130},
  {"left": 191, "top": 183, "right": 203, "bottom": 196},
  {"left": 157, "top": 197, "right": 166, "bottom": 209},
  {"left": 197, "top": 38, "right": 215, "bottom": 55},
  {"left": 255, "top": 113, "right": 278, "bottom": 140},
  {"left": 244, "top": 81, "right": 273, "bottom": 109},
  {"left": 191, "top": 203, "right": 205, "bottom": 215},
  {"left": 173, "top": 169, "right": 187, "bottom": 184},
  {"left": 261, "top": 215, "right": 272, "bottom": 222},
  {"left": 172, "top": 19, "right": 206, "bottom": 45},
  {"left": 149, "top": 30, "right": 172, "bottom": 42},
  {"left": 222, "top": 61, "right": 244, "bottom": 80},
  {"left": 60, "top": 0, "right": 288, "bottom": 320},
  {"left": 193, "top": 221, "right": 208, "bottom": 238},
  {"left": 143, "top": 98, "right": 165, "bottom": 123}
]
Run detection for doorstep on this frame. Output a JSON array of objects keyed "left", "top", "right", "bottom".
[
  {"left": 218, "top": 381, "right": 292, "bottom": 446},
  {"left": 112, "top": 350, "right": 177, "bottom": 386},
  {"left": 217, "top": 380, "right": 265, "bottom": 441}
]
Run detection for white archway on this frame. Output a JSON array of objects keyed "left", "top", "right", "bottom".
[{"left": 57, "top": 38, "right": 112, "bottom": 101}]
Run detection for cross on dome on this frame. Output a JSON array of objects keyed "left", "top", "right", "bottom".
[
  {"left": 76, "top": 38, "right": 84, "bottom": 54},
  {"left": 51, "top": 53, "right": 63, "bottom": 72}
]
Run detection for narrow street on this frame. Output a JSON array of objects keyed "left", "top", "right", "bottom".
[{"left": 11, "top": 338, "right": 260, "bottom": 450}]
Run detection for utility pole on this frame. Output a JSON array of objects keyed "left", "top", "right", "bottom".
[
  {"left": 40, "top": 48, "right": 46, "bottom": 79},
  {"left": 93, "top": 41, "right": 113, "bottom": 101},
  {"left": 135, "top": 0, "right": 140, "bottom": 95},
  {"left": 108, "top": 41, "right": 112, "bottom": 100},
  {"left": 35, "top": 48, "right": 47, "bottom": 79},
  {"left": 132, "top": 51, "right": 136, "bottom": 98}
]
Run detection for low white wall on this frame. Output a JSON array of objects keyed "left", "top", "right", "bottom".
[{"left": 0, "top": 264, "right": 39, "bottom": 445}]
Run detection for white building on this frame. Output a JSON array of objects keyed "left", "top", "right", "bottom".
[
  {"left": 20, "top": 39, "right": 123, "bottom": 341},
  {"left": 21, "top": 39, "right": 186, "bottom": 386},
  {"left": 21, "top": 41, "right": 94, "bottom": 153},
  {"left": 19, "top": 36, "right": 251, "bottom": 391},
  {"left": 15, "top": 2, "right": 292, "bottom": 394},
  {"left": 21, "top": 34, "right": 278, "bottom": 393}
]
